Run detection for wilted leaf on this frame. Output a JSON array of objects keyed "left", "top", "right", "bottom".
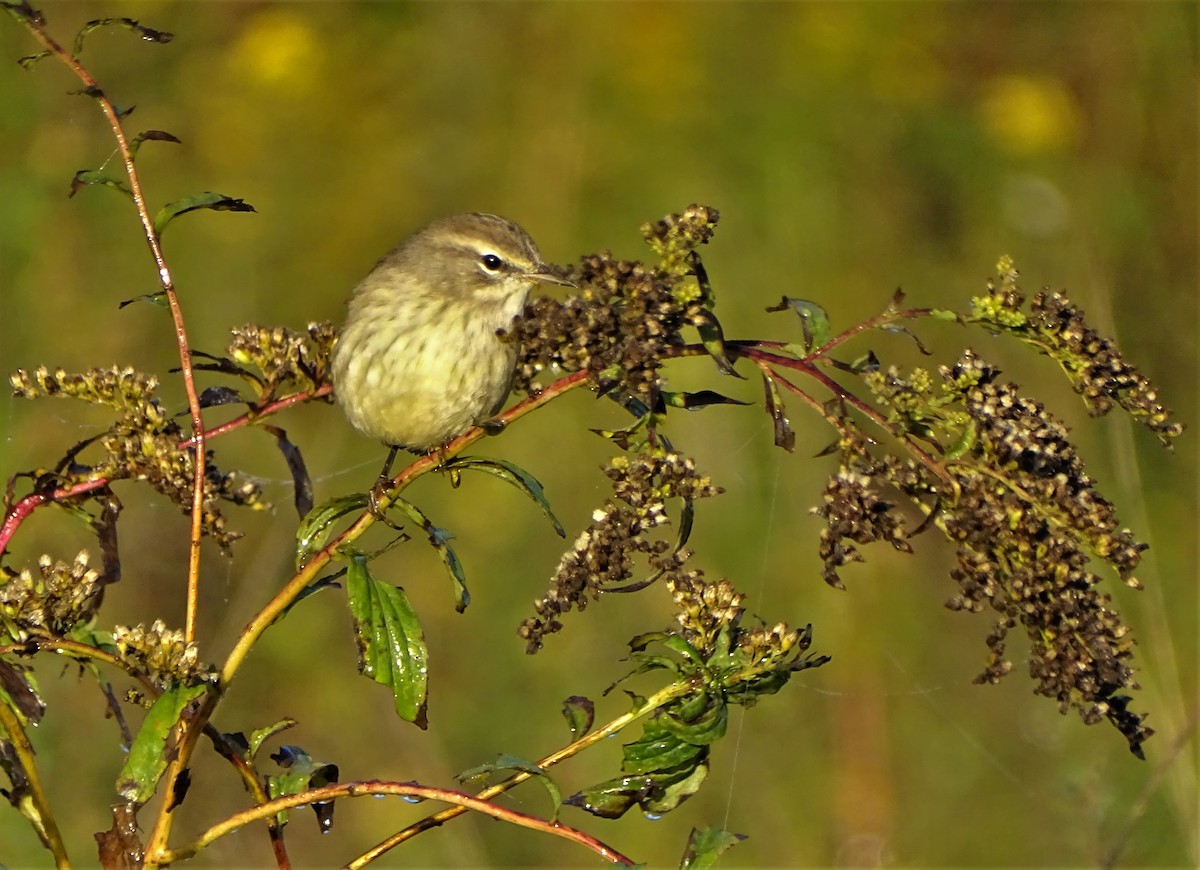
[
  {"left": 680, "top": 825, "right": 747, "bottom": 869},
  {"left": 345, "top": 555, "right": 428, "bottom": 726},
  {"left": 442, "top": 456, "right": 564, "bottom": 537},
  {"left": 761, "top": 373, "right": 795, "bottom": 452},
  {"left": 263, "top": 425, "right": 313, "bottom": 518},
  {"left": 68, "top": 169, "right": 132, "bottom": 200},
  {"left": 387, "top": 497, "right": 469, "bottom": 612},
  {"left": 661, "top": 390, "right": 750, "bottom": 410},
  {"left": 196, "top": 386, "right": 244, "bottom": 409},
  {"left": 128, "top": 129, "right": 181, "bottom": 159},
  {"left": 74, "top": 17, "right": 172, "bottom": 56},
  {"left": 561, "top": 695, "right": 594, "bottom": 738},
  {"left": 0, "top": 660, "right": 44, "bottom": 725},
  {"left": 153, "top": 192, "right": 256, "bottom": 235},
  {"left": 268, "top": 745, "right": 339, "bottom": 830}
]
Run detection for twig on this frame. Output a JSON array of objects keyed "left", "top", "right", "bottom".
[
  {"left": 0, "top": 692, "right": 69, "bottom": 868},
  {"left": 12, "top": 10, "right": 208, "bottom": 642},
  {"left": 153, "top": 780, "right": 635, "bottom": 867}
]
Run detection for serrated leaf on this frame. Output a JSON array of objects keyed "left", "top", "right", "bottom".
[
  {"left": 345, "top": 555, "right": 428, "bottom": 727},
  {"left": 681, "top": 826, "right": 748, "bottom": 870},
  {"left": 69, "top": 169, "right": 133, "bottom": 200},
  {"left": 387, "top": 497, "right": 469, "bottom": 612},
  {"left": 442, "top": 456, "right": 564, "bottom": 537},
  {"left": 761, "top": 373, "right": 795, "bottom": 452},
  {"left": 296, "top": 494, "right": 369, "bottom": 567},
  {"left": 153, "top": 192, "right": 256, "bottom": 235},
  {"left": 766, "top": 297, "right": 832, "bottom": 352},
  {"left": 116, "top": 683, "right": 208, "bottom": 804}
]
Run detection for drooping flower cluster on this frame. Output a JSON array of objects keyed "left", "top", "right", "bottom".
[{"left": 518, "top": 448, "right": 722, "bottom": 653}]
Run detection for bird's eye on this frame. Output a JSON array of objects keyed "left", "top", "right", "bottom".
[{"left": 480, "top": 253, "right": 504, "bottom": 272}]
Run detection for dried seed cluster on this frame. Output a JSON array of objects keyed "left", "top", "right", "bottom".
[
  {"left": 0, "top": 551, "right": 101, "bottom": 640},
  {"left": 813, "top": 463, "right": 915, "bottom": 589},
  {"left": 972, "top": 257, "right": 1182, "bottom": 446},
  {"left": 940, "top": 350, "right": 1151, "bottom": 756},
  {"left": 815, "top": 345, "right": 1156, "bottom": 755},
  {"left": 227, "top": 320, "right": 336, "bottom": 397},
  {"left": 518, "top": 449, "right": 722, "bottom": 653},
  {"left": 9, "top": 365, "right": 265, "bottom": 553},
  {"left": 113, "top": 619, "right": 212, "bottom": 687},
  {"left": 510, "top": 205, "right": 720, "bottom": 401},
  {"left": 10, "top": 365, "right": 160, "bottom": 412}
]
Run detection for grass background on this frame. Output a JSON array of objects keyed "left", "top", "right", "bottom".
[{"left": 0, "top": 2, "right": 1195, "bottom": 867}]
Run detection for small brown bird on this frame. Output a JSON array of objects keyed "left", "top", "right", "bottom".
[{"left": 332, "top": 213, "right": 570, "bottom": 472}]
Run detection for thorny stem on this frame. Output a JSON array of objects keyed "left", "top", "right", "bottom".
[
  {"left": 152, "top": 779, "right": 635, "bottom": 867},
  {"left": 348, "top": 680, "right": 693, "bottom": 867},
  {"left": 0, "top": 697, "right": 69, "bottom": 868},
  {"left": 11, "top": 10, "right": 208, "bottom": 643}
]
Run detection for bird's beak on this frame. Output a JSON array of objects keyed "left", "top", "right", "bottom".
[{"left": 527, "top": 268, "right": 576, "bottom": 288}]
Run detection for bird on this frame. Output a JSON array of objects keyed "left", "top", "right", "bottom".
[{"left": 332, "top": 212, "right": 571, "bottom": 482}]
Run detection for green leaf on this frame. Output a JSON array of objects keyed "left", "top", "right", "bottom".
[
  {"left": 296, "top": 494, "right": 370, "bottom": 567},
  {"left": 267, "top": 745, "right": 339, "bottom": 830},
  {"left": 680, "top": 826, "right": 747, "bottom": 869},
  {"left": 117, "top": 292, "right": 169, "bottom": 310},
  {"left": 766, "top": 297, "right": 832, "bottom": 352},
  {"left": 345, "top": 555, "right": 428, "bottom": 727},
  {"left": 442, "top": 456, "right": 565, "bottom": 537},
  {"left": 153, "top": 192, "right": 256, "bottom": 236},
  {"left": 695, "top": 309, "right": 739, "bottom": 377},
  {"left": 643, "top": 760, "right": 708, "bottom": 815},
  {"left": 621, "top": 730, "right": 705, "bottom": 775},
  {"left": 660, "top": 697, "right": 728, "bottom": 746},
  {"left": 457, "top": 754, "right": 562, "bottom": 820},
  {"left": 68, "top": 170, "right": 132, "bottom": 200},
  {"left": 247, "top": 717, "right": 298, "bottom": 762},
  {"left": 387, "top": 497, "right": 469, "bottom": 612},
  {"left": 116, "top": 683, "right": 208, "bottom": 804},
  {"left": 944, "top": 418, "right": 977, "bottom": 460}
]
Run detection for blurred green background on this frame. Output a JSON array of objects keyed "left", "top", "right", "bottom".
[{"left": 1, "top": 2, "right": 1196, "bottom": 867}]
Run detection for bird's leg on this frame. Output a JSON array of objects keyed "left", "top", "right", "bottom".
[{"left": 368, "top": 445, "right": 400, "bottom": 516}]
